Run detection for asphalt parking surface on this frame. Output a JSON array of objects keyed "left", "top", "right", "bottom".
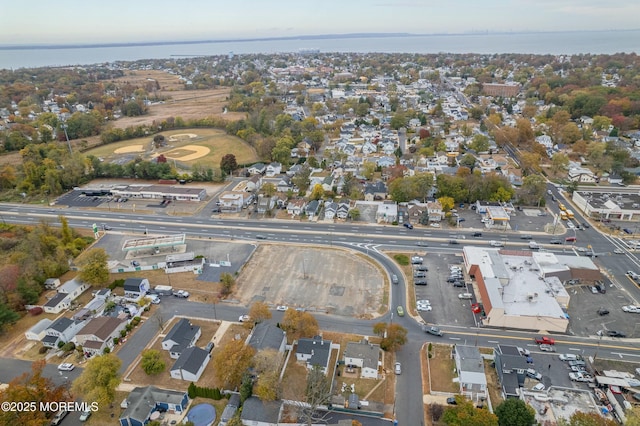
[
  {"left": 565, "top": 278, "right": 637, "bottom": 338},
  {"left": 413, "top": 252, "right": 477, "bottom": 327}
]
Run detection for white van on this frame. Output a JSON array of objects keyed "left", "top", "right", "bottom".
[{"left": 458, "top": 293, "right": 473, "bottom": 300}]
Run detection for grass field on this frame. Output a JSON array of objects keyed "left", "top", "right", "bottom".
[{"left": 85, "top": 128, "right": 259, "bottom": 167}]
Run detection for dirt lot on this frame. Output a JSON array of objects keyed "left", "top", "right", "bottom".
[
  {"left": 236, "top": 245, "right": 386, "bottom": 318},
  {"left": 107, "top": 70, "right": 246, "bottom": 129}
]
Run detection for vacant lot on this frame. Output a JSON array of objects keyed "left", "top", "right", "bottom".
[
  {"left": 428, "top": 344, "right": 459, "bottom": 393},
  {"left": 106, "top": 70, "right": 246, "bottom": 129},
  {"left": 236, "top": 245, "right": 386, "bottom": 318},
  {"left": 84, "top": 127, "right": 258, "bottom": 167}
]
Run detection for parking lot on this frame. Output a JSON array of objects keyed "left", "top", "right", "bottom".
[
  {"left": 411, "top": 252, "right": 477, "bottom": 328},
  {"left": 565, "top": 278, "right": 638, "bottom": 338}
]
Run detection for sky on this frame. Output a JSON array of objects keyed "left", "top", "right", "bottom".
[{"left": 1, "top": 0, "right": 639, "bottom": 45}]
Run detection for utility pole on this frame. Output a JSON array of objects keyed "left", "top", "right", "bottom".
[{"left": 61, "top": 123, "right": 72, "bottom": 155}]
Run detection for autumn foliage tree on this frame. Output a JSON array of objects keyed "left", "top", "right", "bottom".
[
  {"left": 280, "top": 310, "right": 319, "bottom": 341},
  {"left": 220, "top": 154, "right": 238, "bottom": 175},
  {"left": 72, "top": 353, "right": 121, "bottom": 408},
  {"left": 0, "top": 360, "right": 71, "bottom": 425},
  {"left": 141, "top": 349, "right": 166, "bottom": 375},
  {"left": 213, "top": 339, "right": 255, "bottom": 389},
  {"left": 77, "top": 247, "right": 110, "bottom": 286},
  {"left": 442, "top": 396, "right": 498, "bottom": 426},
  {"left": 372, "top": 322, "right": 407, "bottom": 352},
  {"left": 248, "top": 301, "right": 272, "bottom": 325}
]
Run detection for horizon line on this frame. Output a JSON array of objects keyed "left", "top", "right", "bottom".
[{"left": 1, "top": 29, "right": 639, "bottom": 51}]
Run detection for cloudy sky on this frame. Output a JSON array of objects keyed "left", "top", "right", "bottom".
[{"left": 2, "top": 0, "right": 638, "bottom": 45}]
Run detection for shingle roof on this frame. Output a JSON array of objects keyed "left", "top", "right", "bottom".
[
  {"left": 49, "top": 317, "right": 73, "bottom": 332},
  {"left": 171, "top": 346, "right": 209, "bottom": 374},
  {"left": 344, "top": 341, "right": 380, "bottom": 371},
  {"left": 241, "top": 397, "right": 282, "bottom": 423},
  {"left": 297, "top": 336, "right": 332, "bottom": 367},
  {"left": 163, "top": 318, "right": 200, "bottom": 353},
  {"left": 123, "top": 278, "right": 144, "bottom": 292},
  {"left": 247, "top": 323, "right": 285, "bottom": 351},
  {"left": 44, "top": 292, "right": 68, "bottom": 308},
  {"left": 77, "top": 316, "right": 125, "bottom": 341}
]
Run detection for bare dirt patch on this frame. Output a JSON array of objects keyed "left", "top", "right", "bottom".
[
  {"left": 162, "top": 144, "right": 210, "bottom": 161},
  {"left": 427, "top": 344, "right": 459, "bottom": 393},
  {"left": 235, "top": 245, "right": 385, "bottom": 318},
  {"left": 114, "top": 144, "right": 146, "bottom": 154}
]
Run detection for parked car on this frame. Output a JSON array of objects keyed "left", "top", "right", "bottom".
[
  {"left": 590, "top": 286, "right": 599, "bottom": 294},
  {"left": 429, "top": 223, "right": 441, "bottom": 228},
  {"left": 446, "top": 397, "right": 457, "bottom": 405},
  {"left": 424, "top": 326, "right": 444, "bottom": 336},
  {"left": 79, "top": 410, "right": 92, "bottom": 422},
  {"left": 607, "top": 330, "right": 627, "bottom": 338},
  {"left": 205, "top": 341, "right": 215, "bottom": 353},
  {"left": 411, "top": 256, "right": 424, "bottom": 264},
  {"left": 414, "top": 279, "right": 428, "bottom": 286},
  {"left": 517, "top": 347, "right": 531, "bottom": 356},
  {"left": 403, "top": 223, "right": 413, "bottom": 229},
  {"left": 458, "top": 293, "right": 473, "bottom": 300},
  {"left": 276, "top": 305, "right": 289, "bottom": 311},
  {"left": 394, "top": 362, "right": 401, "bottom": 375},
  {"left": 559, "top": 354, "right": 580, "bottom": 361},
  {"left": 526, "top": 368, "right": 542, "bottom": 381},
  {"left": 452, "top": 281, "right": 466, "bottom": 287},
  {"left": 413, "top": 271, "right": 427, "bottom": 278},
  {"left": 415, "top": 265, "right": 429, "bottom": 271},
  {"left": 622, "top": 305, "right": 640, "bottom": 313},
  {"left": 173, "top": 290, "right": 190, "bottom": 298},
  {"left": 416, "top": 304, "right": 432, "bottom": 312},
  {"left": 535, "top": 336, "right": 555, "bottom": 345},
  {"left": 58, "top": 363, "right": 74, "bottom": 371},
  {"left": 238, "top": 315, "right": 250, "bottom": 322}
]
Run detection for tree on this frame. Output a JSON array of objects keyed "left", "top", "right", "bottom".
[
  {"left": 495, "top": 398, "right": 535, "bottom": 426},
  {"left": 558, "top": 411, "right": 618, "bottom": 426},
  {"left": 0, "top": 360, "right": 71, "bottom": 425},
  {"left": 459, "top": 154, "right": 477, "bottom": 170},
  {"left": 469, "top": 134, "right": 490, "bottom": 152},
  {"left": 239, "top": 373, "right": 253, "bottom": 403},
  {"left": 347, "top": 209, "right": 360, "bottom": 221},
  {"left": 213, "top": 339, "right": 255, "bottom": 388},
  {"left": 372, "top": 322, "right": 407, "bottom": 352},
  {"left": 551, "top": 152, "right": 569, "bottom": 174},
  {"left": 77, "top": 247, "right": 110, "bottom": 286},
  {"left": 362, "top": 162, "right": 377, "bottom": 180},
  {"left": 292, "top": 165, "right": 312, "bottom": 193},
  {"left": 442, "top": 396, "right": 498, "bottom": 426},
  {"left": 140, "top": 349, "right": 166, "bottom": 375},
  {"left": 72, "top": 353, "right": 121, "bottom": 408},
  {"left": 0, "top": 301, "right": 19, "bottom": 332},
  {"left": 261, "top": 182, "right": 276, "bottom": 197},
  {"left": 519, "top": 175, "right": 546, "bottom": 206},
  {"left": 248, "top": 301, "right": 272, "bottom": 324},
  {"left": 220, "top": 154, "right": 238, "bottom": 175},
  {"left": 220, "top": 272, "right": 236, "bottom": 296},
  {"left": 625, "top": 406, "right": 640, "bottom": 426},
  {"left": 437, "top": 196, "right": 455, "bottom": 212},
  {"left": 301, "top": 365, "right": 332, "bottom": 425},
  {"left": 310, "top": 184, "right": 324, "bottom": 200},
  {"left": 254, "top": 370, "right": 280, "bottom": 402},
  {"left": 281, "top": 310, "right": 319, "bottom": 341}
]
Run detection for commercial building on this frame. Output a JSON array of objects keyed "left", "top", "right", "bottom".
[
  {"left": 572, "top": 190, "right": 640, "bottom": 221},
  {"left": 462, "top": 247, "right": 600, "bottom": 333}
]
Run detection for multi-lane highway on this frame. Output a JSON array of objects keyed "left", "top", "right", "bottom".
[{"left": 2, "top": 197, "right": 640, "bottom": 426}]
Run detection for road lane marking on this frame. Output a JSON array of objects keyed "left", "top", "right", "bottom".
[{"left": 611, "top": 352, "right": 640, "bottom": 358}]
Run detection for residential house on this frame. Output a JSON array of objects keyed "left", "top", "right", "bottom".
[
  {"left": 219, "top": 394, "right": 241, "bottom": 426},
  {"left": 305, "top": 200, "right": 321, "bottom": 218},
  {"left": 248, "top": 163, "right": 266, "bottom": 175},
  {"left": 219, "top": 191, "right": 246, "bottom": 213},
  {"left": 287, "top": 199, "right": 306, "bottom": 217},
  {"left": 296, "top": 335, "right": 333, "bottom": 373},
  {"left": 246, "top": 174, "right": 263, "bottom": 192},
  {"left": 25, "top": 318, "right": 53, "bottom": 341},
  {"left": 246, "top": 323, "right": 287, "bottom": 353},
  {"left": 119, "top": 386, "right": 189, "bottom": 426},
  {"left": 72, "top": 296, "right": 107, "bottom": 322},
  {"left": 265, "top": 162, "right": 282, "bottom": 177},
  {"left": 41, "top": 317, "right": 85, "bottom": 348},
  {"left": 321, "top": 175, "right": 334, "bottom": 192},
  {"left": 407, "top": 203, "right": 427, "bottom": 222},
  {"left": 344, "top": 339, "right": 381, "bottom": 379},
  {"left": 324, "top": 202, "right": 339, "bottom": 220},
  {"left": 276, "top": 176, "right": 294, "bottom": 193},
  {"left": 44, "top": 278, "right": 61, "bottom": 290},
  {"left": 162, "top": 318, "right": 201, "bottom": 359},
  {"left": 568, "top": 167, "right": 597, "bottom": 183},
  {"left": 427, "top": 201, "right": 444, "bottom": 222},
  {"left": 493, "top": 345, "right": 530, "bottom": 398},
  {"left": 364, "top": 181, "right": 387, "bottom": 201},
  {"left": 240, "top": 397, "right": 283, "bottom": 426},
  {"left": 57, "top": 278, "right": 90, "bottom": 300},
  {"left": 336, "top": 200, "right": 350, "bottom": 219},
  {"left": 453, "top": 345, "right": 487, "bottom": 401},
  {"left": 43, "top": 292, "right": 72, "bottom": 314},
  {"left": 375, "top": 156, "right": 396, "bottom": 168},
  {"left": 170, "top": 346, "right": 211, "bottom": 381},
  {"left": 256, "top": 195, "right": 277, "bottom": 214},
  {"left": 74, "top": 316, "right": 127, "bottom": 357},
  {"left": 362, "top": 140, "right": 377, "bottom": 155},
  {"left": 123, "top": 278, "right": 150, "bottom": 302},
  {"left": 286, "top": 164, "right": 304, "bottom": 177},
  {"left": 376, "top": 201, "right": 398, "bottom": 224}
]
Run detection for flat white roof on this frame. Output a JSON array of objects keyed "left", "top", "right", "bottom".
[{"left": 122, "top": 234, "right": 186, "bottom": 251}]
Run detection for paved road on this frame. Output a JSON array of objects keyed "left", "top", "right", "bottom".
[{"left": 3, "top": 202, "right": 640, "bottom": 426}]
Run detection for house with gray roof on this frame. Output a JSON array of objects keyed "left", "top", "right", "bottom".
[
  {"left": 344, "top": 339, "right": 381, "bottom": 379},
  {"left": 41, "top": 317, "right": 85, "bottom": 348},
  {"left": 296, "top": 335, "right": 334, "bottom": 373},
  {"left": 25, "top": 318, "right": 53, "bottom": 341},
  {"left": 219, "top": 393, "right": 240, "bottom": 426},
  {"left": 162, "top": 318, "right": 201, "bottom": 359},
  {"left": 170, "top": 346, "right": 211, "bottom": 381},
  {"left": 43, "top": 292, "right": 71, "bottom": 314},
  {"left": 57, "top": 278, "right": 90, "bottom": 299},
  {"left": 119, "top": 386, "right": 188, "bottom": 426},
  {"left": 246, "top": 323, "right": 286, "bottom": 353},
  {"left": 240, "top": 396, "right": 282, "bottom": 426},
  {"left": 74, "top": 316, "right": 127, "bottom": 357},
  {"left": 493, "top": 345, "right": 530, "bottom": 399},
  {"left": 453, "top": 345, "right": 487, "bottom": 400},
  {"left": 123, "top": 278, "right": 150, "bottom": 302}
]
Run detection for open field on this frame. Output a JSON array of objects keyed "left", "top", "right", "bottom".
[
  {"left": 106, "top": 70, "right": 246, "bottom": 129},
  {"left": 428, "top": 344, "right": 459, "bottom": 393},
  {"left": 84, "top": 128, "right": 259, "bottom": 167}
]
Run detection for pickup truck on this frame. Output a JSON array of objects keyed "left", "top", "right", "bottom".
[
  {"left": 535, "top": 336, "right": 555, "bottom": 345},
  {"left": 173, "top": 290, "right": 190, "bottom": 298}
]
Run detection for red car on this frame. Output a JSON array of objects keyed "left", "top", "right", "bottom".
[{"left": 535, "top": 336, "right": 555, "bottom": 345}]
